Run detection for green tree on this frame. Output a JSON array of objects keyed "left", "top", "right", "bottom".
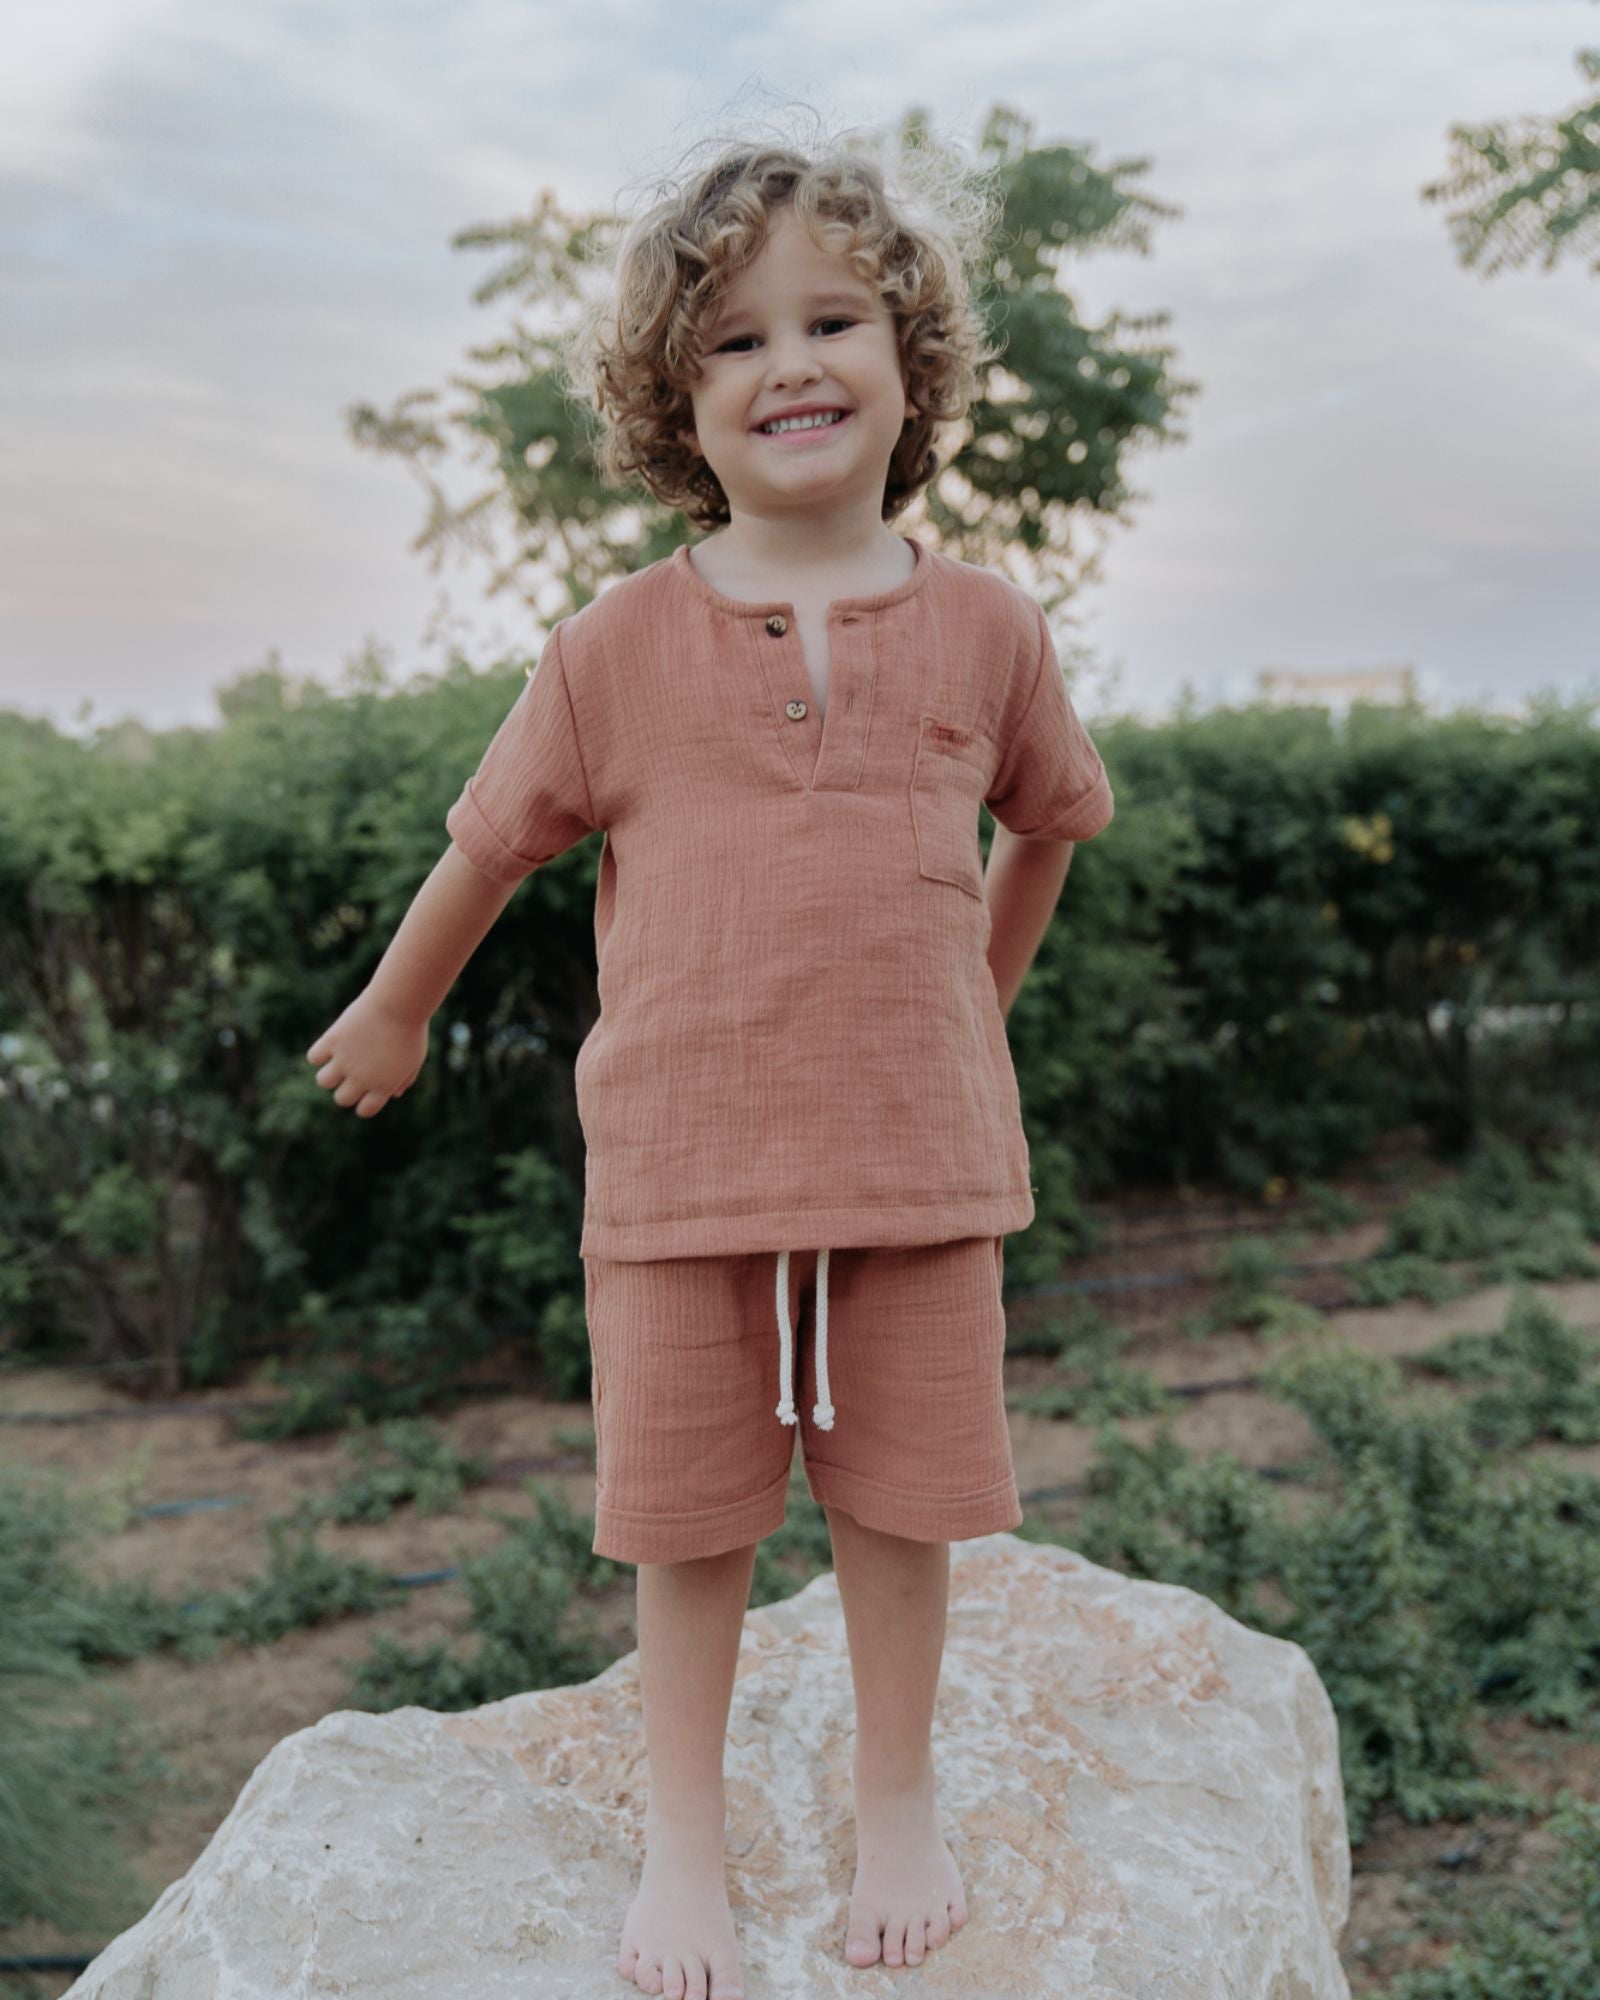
[
  {"left": 1423, "top": 8, "right": 1600, "bottom": 276},
  {"left": 341, "top": 104, "right": 1196, "bottom": 630}
]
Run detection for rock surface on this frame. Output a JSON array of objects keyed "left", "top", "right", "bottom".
[{"left": 67, "top": 1532, "right": 1351, "bottom": 1997}]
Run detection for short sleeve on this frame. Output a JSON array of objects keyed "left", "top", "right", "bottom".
[
  {"left": 445, "top": 622, "right": 600, "bottom": 884},
  {"left": 985, "top": 601, "right": 1115, "bottom": 842}
]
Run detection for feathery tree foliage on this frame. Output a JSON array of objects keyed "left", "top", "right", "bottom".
[
  {"left": 341, "top": 103, "right": 1196, "bottom": 631},
  {"left": 1423, "top": 8, "right": 1600, "bottom": 277}
]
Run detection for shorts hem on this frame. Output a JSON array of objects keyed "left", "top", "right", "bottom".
[
  {"left": 591, "top": 1464, "right": 792, "bottom": 1565},
  {"left": 803, "top": 1460, "right": 1024, "bottom": 1544},
  {"left": 580, "top": 1194, "right": 1034, "bottom": 1260}
]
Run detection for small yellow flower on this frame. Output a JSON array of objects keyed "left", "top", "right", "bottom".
[
  {"left": 1342, "top": 812, "right": 1394, "bottom": 863},
  {"left": 1263, "top": 1175, "right": 1288, "bottom": 1203}
]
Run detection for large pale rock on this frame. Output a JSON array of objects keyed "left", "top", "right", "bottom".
[{"left": 68, "top": 1534, "right": 1351, "bottom": 1998}]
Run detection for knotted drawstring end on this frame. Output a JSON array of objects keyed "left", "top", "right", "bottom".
[{"left": 775, "top": 1246, "right": 836, "bottom": 1431}]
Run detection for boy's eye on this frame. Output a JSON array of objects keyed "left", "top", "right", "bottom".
[{"left": 715, "top": 317, "right": 855, "bottom": 353}]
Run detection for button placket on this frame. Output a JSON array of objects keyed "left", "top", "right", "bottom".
[
  {"left": 762, "top": 611, "right": 818, "bottom": 771},
  {"left": 754, "top": 603, "right": 873, "bottom": 793}
]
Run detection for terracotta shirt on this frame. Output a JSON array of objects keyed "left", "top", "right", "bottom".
[{"left": 445, "top": 534, "right": 1115, "bottom": 1261}]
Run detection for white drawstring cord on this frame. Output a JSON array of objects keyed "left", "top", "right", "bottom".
[
  {"left": 775, "top": 1249, "right": 796, "bottom": 1425},
  {"left": 814, "top": 1248, "right": 835, "bottom": 1428},
  {"left": 774, "top": 1247, "right": 835, "bottom": 1430}
]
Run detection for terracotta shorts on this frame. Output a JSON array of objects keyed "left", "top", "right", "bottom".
[{"left": 581, "top": 1236, "right": 1024, "bottom": 1564}]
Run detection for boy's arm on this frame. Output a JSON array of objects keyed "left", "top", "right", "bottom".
[
  {"left": 364, "top": 841, "right": 521, "bottom": 1023},
  {"left": 306, "top": 842, "right": 520, "bottom": 1118},
  {"left": 984, "top": 821, "right": 1076, "bottom": 1024}
]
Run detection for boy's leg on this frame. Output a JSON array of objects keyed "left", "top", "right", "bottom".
[
  {"left": 824, "top": 1504, "right": 946, "bottom": 1792},
  {"left": 637, "top": 1543, "right": 760, "bottom": 1836},
  {"left": 824, "top": 1505, "right": 970, "bottom": 1971},
  {"left": 800, "top": 1233, "right": 1013, "bottom": 1972},
  {"left": 622, "top": 1543, "right": 758, "bottom": 2000},
  {"left": 589, "top": 1248, "right": 798, "bottom": 1997}
]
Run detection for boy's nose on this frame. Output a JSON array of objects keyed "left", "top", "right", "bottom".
[{"left": 765, "top": 344, "right": 822, "bottom": 383}]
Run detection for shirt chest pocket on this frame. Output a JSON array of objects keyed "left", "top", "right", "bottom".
[{"left": 910, "top": 716, "right": 992, "bottom": 902}]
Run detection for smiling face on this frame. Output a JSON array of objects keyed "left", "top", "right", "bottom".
[{"left": 680, "top": 204, "right": 918, "bottom": 524}]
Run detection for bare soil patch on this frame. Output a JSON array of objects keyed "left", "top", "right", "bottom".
[{"left": 4, "top": 1156, "right": 1598, "bottom": 1994}]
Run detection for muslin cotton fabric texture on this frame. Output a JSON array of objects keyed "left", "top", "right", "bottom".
[
  {"left": 583, "top": 1237, "right": 1020, "bottom": 1563},
  {"left": 445, "top": 533, "right": 1115, "bottom": 1260}
]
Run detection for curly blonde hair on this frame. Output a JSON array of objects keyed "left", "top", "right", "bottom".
[{"left": 557, "top": 115, "right": 1007, "bottom": 531}]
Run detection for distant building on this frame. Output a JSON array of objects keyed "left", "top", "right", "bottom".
[{"left": 1257, "top": 665, "right": 1418, "bottom": 713}]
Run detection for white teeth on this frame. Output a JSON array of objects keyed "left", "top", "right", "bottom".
[{"left": 760, "top": 410, "right": 847, "bottom": 435}]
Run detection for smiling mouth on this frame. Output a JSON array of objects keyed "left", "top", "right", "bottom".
[{"left": 755, "top": 409, "right": 854, "bottom": 440}]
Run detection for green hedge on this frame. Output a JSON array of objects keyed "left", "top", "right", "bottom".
[{"left": 2, "top": 662, "right": 1596, "bottom": 1399}]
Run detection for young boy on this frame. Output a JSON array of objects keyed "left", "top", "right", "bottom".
[{"left": 307, "top": 136, "right": 1114, "bottom": 1999}]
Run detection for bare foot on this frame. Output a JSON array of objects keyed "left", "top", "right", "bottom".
[
  {"left": 843, "top": 1764, "right": 970, "bottom": 1969},
  {"left": 617, "top": 1810, "right": 746, "bottom": 1999}
]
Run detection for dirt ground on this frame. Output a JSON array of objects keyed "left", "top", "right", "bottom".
[{"left": 3, "top": 1156, "right": 1598, "bottom": 1995}]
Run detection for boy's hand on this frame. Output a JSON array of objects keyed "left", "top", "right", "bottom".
[{"left": 305, "top": 991, "right": 430, "bottom": 1119}]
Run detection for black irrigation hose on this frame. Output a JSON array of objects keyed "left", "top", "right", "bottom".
[
  {"left": 119, "top": 1299, "right": 1600, "bottom": 1524},
  {"left": 123, "top": 1460, "right": 1314, "bottom": 1549},
  {"left": 0, "top": 1250, "right": 1224, "bottom": 1386},
  {"left": 0, "top": 1343, "right": 1452, "bottom": 1435},
  {"left": 0, "top": 1258, "right": 1384, "bottom": 1426},
  {"left": 1019, "top": 1253, "right": 1356, "bottom": 1299},
  {"left": 0, "top": 1378, "right": 525, "bottom": 1426},
  {"left": 162, "top": 1565, "right": 466, "bottom": 1618},
  {"left": 106, "top": 1417, "right": 1313, "bottom": 1525},
  {"left": 0, "top": 1395, "right": 291, "bottom": 1426}
]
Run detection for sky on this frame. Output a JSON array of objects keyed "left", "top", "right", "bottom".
[{"left": 3, "top": 0, "right": 1597, "bottom": 736}]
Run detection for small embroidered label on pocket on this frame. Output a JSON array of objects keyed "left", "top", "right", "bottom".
[{"left": 928, "top": 722, "right": 972, "bottom": 747}]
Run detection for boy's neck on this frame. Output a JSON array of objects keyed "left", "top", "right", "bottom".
[{"left": 697, "top": 511, "right": 912, "bottom": 593}]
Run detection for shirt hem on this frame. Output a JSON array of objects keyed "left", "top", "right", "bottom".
[{"left": 579, "top": 1189, "right": 1038, "bottom": 1261}]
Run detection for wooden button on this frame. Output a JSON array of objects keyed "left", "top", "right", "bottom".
[
  {"left": 765, "top": 614, "right": 788, "bottom": 635},
  {"left": 785, "top": 699, "right": 808, "bottom": 720}
]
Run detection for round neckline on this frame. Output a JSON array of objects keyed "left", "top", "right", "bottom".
[{"left": 672, "top": 534, "right": 933, "bottom": 618}]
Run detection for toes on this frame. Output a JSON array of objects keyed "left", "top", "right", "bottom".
[
  {"left": 926, "top": 1907, "right": 952, "bottom": 1948},
  {"left": 683, "top": 1959, "right": 709, "bottom": 2000},
  {"left": 845, "top": 1923, "right": 881, "bottom": 1966},
  {"left": 709, "top": 1964, "right": 746, "bottom": 2000},
  {"left": 904, "top": 1917, "right": 927, "bottom": 1966},
  {"left": 661, "top": 1958, "right": 686, "bottom": 1999},
  {"left": 636, "top": 1961, "right": 664, "bottom": 1995},
  {"left": 882, "top": 1919, "right": 906, "bottom": 1967}
]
